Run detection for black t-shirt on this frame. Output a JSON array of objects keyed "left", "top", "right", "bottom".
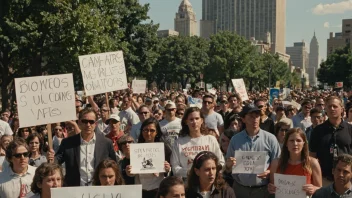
[
  {"left": 260, "top": 117, "right": 275, "bottom": 134},
  {"left": 120, "top": 158, "right": 135, "bottom": 185},
  {"left": 309, "top": 120, "right": 352, "bottom": 178}
]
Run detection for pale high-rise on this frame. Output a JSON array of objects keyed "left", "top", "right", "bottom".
[
  {"left": 286, "top": 41, "right": 309, "bottom": 73},
  {"left": 175, "top": 0, "right": 197, "bottom": 36},
  {"left": 200, "top": 0, "right": 286, "bottom": 53},
  {"left": 308, "top": 32, "right": 319, "bottom": 87},
  {"left": 327, "top": 19, "right": 352, "bottom": 56}
]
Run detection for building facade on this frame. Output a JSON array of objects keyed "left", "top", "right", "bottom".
[
  {"left": 200, "top": 0, "right": 216, "bottom": 38},
  {"left": 200, "top": 0, "right": 286, "bottom": 53},
  {"left": 327, "top": 19, "right": 352, "bottom": 56},
  {"left": 157, "top": 30, "right": 179, "bottom": 38},
  {"left": 175, "top": 0, "right": 197, "bottom": 36}
]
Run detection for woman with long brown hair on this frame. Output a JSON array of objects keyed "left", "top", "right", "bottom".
[
  {"left": 268, "top": 128, "right": 322, "bottom": 196},
  {"left": 186, "top": 151, "right": 235, "bottom": 198},
  {"left": 171, "top": 107, "right": 224, "bottom": 181},
  {"left": 92, "top": 159, "right": 125, "bottom": 186}
]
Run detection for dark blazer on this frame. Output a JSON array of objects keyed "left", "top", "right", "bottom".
[
  {"left": 185, "top": 185, "right": 236, "bottom": 198},
  {"left": 55, "top": 132, "right": 117, "bottom": 186}
]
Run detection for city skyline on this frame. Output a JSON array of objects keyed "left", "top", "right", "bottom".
[{"left": 139, "top": 0, "right": 352, "bottom": 60}]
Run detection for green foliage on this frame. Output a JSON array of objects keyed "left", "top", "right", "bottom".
[{"left": 318, "top": 46, "right": 352, "bottom": 88}]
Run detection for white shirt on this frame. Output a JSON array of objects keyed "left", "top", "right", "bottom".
[
  {"left": 159, "top": 118, "right": 182, "bottom": 146},
  {"left": 95, "top": 118, "right": 109, "bottom": 134},
  {"left": 0, "top": 165, "right": 36, "bottom": 198},
  {"left": 0, "top": 120, "right": 13, "bottom": 136},
  {"left": 79, "top": 134, "right": 96, "bottom": 186},
  {"left": 204, "top": 111, "right": 224, "bottom": 135},
  {"left": 119, "top": 107, "right": 140, "bottom": 132}
]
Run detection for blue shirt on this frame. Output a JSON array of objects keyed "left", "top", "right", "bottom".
[{"left": 226, "top": 129, "right": 281, "bottom": 186}]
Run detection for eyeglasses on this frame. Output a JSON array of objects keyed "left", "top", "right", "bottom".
[
  {"left": 13, "top": 152, "right": 30, "bottom": 158},
  {"left": 257, "top": 105, "right": 264, "bottom": 109},
  {"left": 29, "top": 142, "right": 39, "bottom": 145},
  {"left": 312, "top": 115, "right": 322, "bottom": 119},
  {"left": 280, "top": 128, "right": 289, "bottom": 132},
  {"left": 143, "top": 129, "right": 156, "bottom": 133},
  {"left": 203, "top": 101, "right": 213, "bottom": 104},
  {"left": 81, "top": 119, "right": 96, "bottom": 125},
  {"left": 121, "top": 140, "right": 134, "bottom": 145},
  {"left": 139, "top": 112, "right": 149, "bottom": 115}
]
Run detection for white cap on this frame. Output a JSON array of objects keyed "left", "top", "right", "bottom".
[
  {"left": 105, "top": 114, "right": 120, "bottom": 124},
  {"left": 165, "top": 100, "right": 176, "bottom": 109}
]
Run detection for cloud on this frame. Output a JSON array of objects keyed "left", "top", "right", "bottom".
[
  {"left": 312, "top": 0, "right": 352, "bottom": 15},
  {"left": 323, "top": 22, "right": 330, "bottom": 28}
]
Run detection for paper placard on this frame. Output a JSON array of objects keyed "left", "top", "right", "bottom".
[
  {"left": 132, "top": 80, "right": 147, "bottom": 94},
  {"left": 233, "top": 151, "right": 266, "bottom": 174},
  {"left": 208, "top": 88, "right": 217, "bottom": 95},
  {"left": 186, "top": 84, "right": 191, "bottom": 90},
  {"left": 79, "top": 51, "right": 128, "bottom": 96},
  {"left": 231, "top": 79, "right": 249, "bottom": 101},
  {"left": 282, "top": 88, "right": 291, "bottom": 99},
  {"left": 130, "top": 143, "right": 165, "bottom": 174},
  {"left": 291, "top": 100, "right": 301, "bottom": 110},
  {"left": 335, "top": 82, "right": 343, "bottom": 88},
  {"left": 15, "top": 74, "right": 76, "bottom": 128},
  {"left": 206, "top": 83, "right": 213, "bottom": 90},
  {"left": 274, "top": 173, "right": 306, "bottom": 198},
  {"left": 51, "top": 185, "right": 142, "bottom": 198}
]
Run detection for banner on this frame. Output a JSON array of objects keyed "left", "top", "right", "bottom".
[
  {"left": 130, "top": 143, "right": 165, "bottom": 174},
  {"left": 51, "top": 185, "right": 142, "bottom": 198},
  {"left": 274, "top": 173, "right": 306, "bottom": 198},
  {"left": 79, "top": 51, "right": 128, "bottom": 96},
  {"left": 15, "top": 74, "right": 76, "bottom": 128},
  {"left": 233, "top": 151, "right": 266, "bottom": 174},
  {"left": 231, "top": 79, "right": 249, "bottom": 101},
  {"left": 132, "top": 80, "right": 147, "bottom": 94}
]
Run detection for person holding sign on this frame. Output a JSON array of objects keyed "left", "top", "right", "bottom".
[
  {"left": 27, "top": 163, "right": 63, "bottom": 198},
  {"left": 47, "top": 108, "right": 117, "bottom": 186},
  {"left": 268, "top": 128, "right": 322, "bottom": 196},
  {"left": 127, "top": 118, "right": 172, "bottom": 198},
  {"left": 92, "top": 159, "right": 125, "bottom": 186},
  {"left": 225, "top": 104, "right": 281, "bottom": 198},
  {"left": 186, "top": 151, "right": 236, "bottom": 198},
  {"left": 171, "top": 107, "right": 224, "bottom": 180}
]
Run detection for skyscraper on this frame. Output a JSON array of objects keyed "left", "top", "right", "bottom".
[
  {"left": 200, "top": 0, "right": 216, "bottom": 38},
  {"left": 175, "top": 0, "right": 197, "bottom": 36},
  {"left": 200, "top": 0, "right": 286, "bottom": 53},
  {"left": 308, "top": 31, "right": 319, "bottom": 86}
]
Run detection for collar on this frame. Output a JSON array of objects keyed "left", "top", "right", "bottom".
[
  {"left": 330, "top": 183, "right": 352, "bottom": 196},
  {"left": 326, "top": 119, "right": 345, "bottom": 129},
  {"left": 80, "top": 133, "right": 96, "bottom": 144},
  {"left": 9, "top": 166, "right": 34, "bottom": 177},
  {"left": 106, "top": 131, "right": 124, "bottom": 140},
  {"left": 244, "top": 129, "right": 262, "bottom": 139},
  {"left": 197, "top": 185, "right": 217, "bottom": 195}
]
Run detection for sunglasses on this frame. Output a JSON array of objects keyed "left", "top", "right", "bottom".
[
  {"left": 203, "top": 101, "right": 213, "bottom": 104},
  {"left": 177, "top": 112, "right": 184, "bottom": 116},
  {"left": 13, "top": 152, "right": 30, "bottom": 158},
  {"left": 121, "top": 140, "right": 134, "bottom": 145},
  {"left": 257, "top": 105, "right": 264, "bottom": 109},
  {"left": 81, "top": 119, "right": 96, "bottom": 125}
]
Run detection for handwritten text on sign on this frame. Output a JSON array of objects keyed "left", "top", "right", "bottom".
[
  {"left": 130, "top": 143, "right": 165, "bottom": 174},
  {"left": 132, "top": 80, "right": 147, "bottom": 94},
  {"left": 51, "top": 185, "right": 142, "bottom": 198},
  {"left": 231, "top": 79, "right": 249, "bottom": 101},
  {"left": 274, "top": 173, "right": 306, "bottom": 198},
  {"left": 15, "top": 74, "right": 76, "bottom": 128},
  {"left": 233, "top": 151, "right": 266, "bottom": 174},
  {"left": 79, "top": 51, "right": 128, "bottom": 96}
]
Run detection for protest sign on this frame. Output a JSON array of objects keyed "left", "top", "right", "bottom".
[
  {"left": 79, "top": 51, "right": 128, "bottom": 96},
  {"left": 335, "top": 82, "right": 343, "bottom": 88},
  {"left": 130, "top": 143, "right": 165, "bottom": 174},
  {"left": 231, "top": 79, "right": 249, "bottom": 101},
  {"left": 274, "top": 173, "right": 306, "bottom": 198},
  {"left": 291, "top": 100, "right": 301, "bottom": 110},
  {"left": 208, "top": 88, "right": 217, "bottom": 95},
  {"left": 51, "top": 185, "right": 142, "bottom": 198},
  {"left": 233, "top": 151, "right": 266, "bottom": 174},
  {"left": 282, "top": 88, "right": 291, "bottom": 99},
  {"left": 270, "top": 88, "right": 280, "bottom": 104},
  {"left": 186, "top": 84, "right": 191, "bottom": 90},
  {"left": 275, "top": 81, "right": 280, "bottom": 88},
  {"left": 206, "top": 83, "right": 213, "bottom": 90},
  {"left": 15, "top": 74, "right": 76, "bottom": 128},
  {"left": 132, "top": 80, "right": 147, "bottom": 94}
]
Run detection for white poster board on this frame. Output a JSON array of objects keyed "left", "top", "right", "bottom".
[
  {"left": 15, "top": 74, "right": 76, "bottom": 128},
  {"left": 208, "top": 88, "right": 217, "bottom": 95},
  {"left": 130, "top": 143, "right": 165, "bottom": 174},
  {"left": 79, "top": 51, "right": 128, "bottom": 96},
  {"left": 132, "top": 80, "right": 147, "bottom": 94},
  {"left": 231, "top": 79, "right": 249, "bottom": 101},
  {"left": 282, "top": 88, "right": 291, "bottom": 99},
  {"left": 233, "top": 151, "right": 266, "bottom": 174},
  {"left": 51, "top": 185, "right": 142, "bottom": 198},
  {"left": 274, "top": 173, "right": 306, "bottom": 198}
]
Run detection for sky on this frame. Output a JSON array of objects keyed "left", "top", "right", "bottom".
[{"left": 139, "top": 0, "right": 352, "bottom": 60}]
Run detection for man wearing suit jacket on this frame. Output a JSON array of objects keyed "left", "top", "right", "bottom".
[{"left": 47, "top": 108, "right": 117, "bottom": 186}]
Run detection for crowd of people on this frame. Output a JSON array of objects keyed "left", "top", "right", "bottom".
[{"left": 0, "top": 87, "right": 352, "bottom": 198}]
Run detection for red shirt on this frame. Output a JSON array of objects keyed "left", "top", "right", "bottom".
[{"left": 105, "top": 131, "right": 124, "bottom": 152}]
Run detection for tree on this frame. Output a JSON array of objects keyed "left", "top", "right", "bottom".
[
  {"left": 153, "top": 36, "right": 209, "bottom": 88},
  {"left": 0, "top": 0, "right": 157, "bottom": 110},
  {"left": 318, "top": 46, "right": 352, "bottom": 88}
]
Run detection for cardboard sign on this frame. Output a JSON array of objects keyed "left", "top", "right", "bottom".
[
  {"left": 282, "top": 88, "right": 291, "bottom": 99},
  {"left": 274, "top": 173, "right": 306, "bottom": 198},
  {"left": 335, "top": 82, "right": 343, "bottom": 88},
  {"left": 231, "top": 79, "right": 249, "bottom": 101},
  {"left": 132, "top": 80, "right": 147, "bottom": 94},
  {"left": 233, "top": 151, "right": 266, "bottom": 174},
  {"left": 130, "top": 143, "right": 165, "bottom": 174},
  {"left": 208, "top": 88, "right": 217, "bottom": 95},
  {"left": 15, "top": 74, "right": 76, "bottom": 128},
  {"left": 51, "top": 185, "right": 142, "bottom": 198},
  {"left": 79, "top": 51, "right": 128, "bottom": 96}
]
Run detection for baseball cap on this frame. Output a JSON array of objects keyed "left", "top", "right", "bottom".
[
  {"left": 165, "top": 100, "right": 176, "bottom": 109},
  {"left": 239, "top": 103, "right": 261, "bottom": 117},
  {"left": 105, "top": 114, "right": 120, "bottom": 124}
]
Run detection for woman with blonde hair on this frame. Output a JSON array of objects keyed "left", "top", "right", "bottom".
[{"left": 268, "top": 128, "right": 322, "bottom": 196}]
